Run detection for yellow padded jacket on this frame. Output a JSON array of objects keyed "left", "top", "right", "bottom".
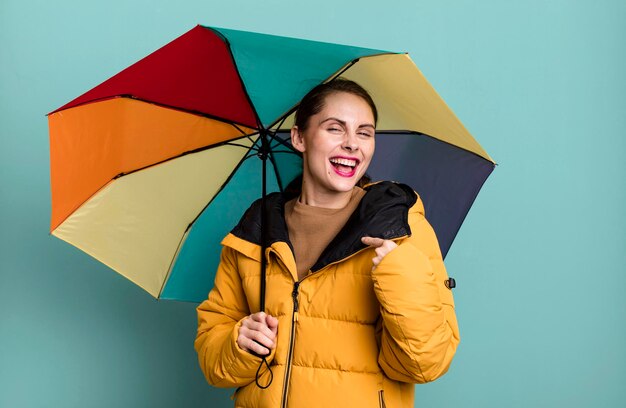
[{"left": 195, "top": 182, "right": 459, "bottom": 408}]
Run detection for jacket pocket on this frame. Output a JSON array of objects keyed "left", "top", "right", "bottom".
[{"left": 378, "top": 390, "right": 387, "bottom": 408}]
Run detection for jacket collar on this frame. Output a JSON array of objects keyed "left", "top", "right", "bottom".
[{"left": 229, "top": 181, "right": 417, "bottom": 271}]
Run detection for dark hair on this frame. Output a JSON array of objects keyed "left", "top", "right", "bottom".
[{"left": 294, "top": 78, "right": 378, "bottom": 131}]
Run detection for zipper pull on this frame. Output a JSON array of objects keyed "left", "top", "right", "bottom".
[{"left": 292, "top": 282, "right": 300, "bottom": 322}]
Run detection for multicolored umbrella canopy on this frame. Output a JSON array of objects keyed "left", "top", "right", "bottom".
[{"left": 48, "top": 25, "right": 495, "bottom": 302}]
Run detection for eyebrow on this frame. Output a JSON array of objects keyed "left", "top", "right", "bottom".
[{"left": 319, "top": 117, "right": 375, "bottom": 129}]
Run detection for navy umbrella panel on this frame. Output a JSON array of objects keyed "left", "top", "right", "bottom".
[{"left": 367, "top": 132, "right": 494, "bottom": 258}]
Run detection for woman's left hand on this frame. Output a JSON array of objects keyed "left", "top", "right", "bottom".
[{"left": 361, "top": 236, "right": 398, "bottom": 270}]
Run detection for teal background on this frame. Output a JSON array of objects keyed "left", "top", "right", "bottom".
[{"left": 1, "top": 0, "right": 624, "bottom": 406}]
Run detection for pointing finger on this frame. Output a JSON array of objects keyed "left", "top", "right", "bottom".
[{"left": 361, "top": 236, "right": 385, "bottom": 247}]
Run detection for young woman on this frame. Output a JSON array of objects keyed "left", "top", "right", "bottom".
[{"left": 195, "top": 79, "right": 459, "bottom": 408}]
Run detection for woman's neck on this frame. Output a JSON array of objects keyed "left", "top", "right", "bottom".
[{"left": 297, "top": 183, "right": 355, "bottom": 209}]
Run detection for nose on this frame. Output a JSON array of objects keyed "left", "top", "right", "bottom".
[{"left": 342, "top": 130, "right": 359, "bottom": 152}]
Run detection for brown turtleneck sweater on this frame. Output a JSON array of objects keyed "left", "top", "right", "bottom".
[{"left": 284, "top": 187, "right": 366, "bottom": 280}]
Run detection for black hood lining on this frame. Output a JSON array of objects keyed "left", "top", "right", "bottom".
[{"left": 230, "top": 181, "right": 417, "bottom": 271}]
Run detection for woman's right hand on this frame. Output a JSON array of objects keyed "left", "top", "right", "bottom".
[{"left": 237, "top": 312, "right": 279, "bottom": 356}]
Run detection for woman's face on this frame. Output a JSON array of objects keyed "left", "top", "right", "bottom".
[{"left": 291, "top": 91, "right": 376, "bottom": 197}]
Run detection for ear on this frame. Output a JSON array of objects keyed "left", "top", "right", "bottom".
[{"left": 291, "top": 126, "right": 306, "bottom": 153}]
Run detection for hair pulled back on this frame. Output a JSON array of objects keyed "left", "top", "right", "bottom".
[{"left": 294, "top": 78, "right": 378, "bottom": 131}]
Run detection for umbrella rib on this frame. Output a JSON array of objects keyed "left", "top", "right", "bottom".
[
  {"left": 206, "top": 26, "right": 265, "bottom": 129},
  {"left": 231, "top": 122, "right": 249, "bottom": 135},
  {"left": 263, "top": 55, "right": 387, "bottom": 131},
  {"left": 266, "top": 116, "right": 294, "bottom": 151},
  {"left": 51, "top": 134, "right": 261, "bottom": 232},
  {"left": 268, "top": 112, "right": 289, "bottom": 134},
  {"left": 226, "top": 142, "right": 260, "bottom": 151},
  {"left": 266, "top": 133, "right": 299, "bottom": 154},
  {"left": 268, "top": 150, "right": 300, "bottom": 157},
  {"left": 376, "top": 130, "right": 497, "bottom": 164},
  {"left": 326, "top": 58, "right": 359, "bottom": 82},
  {"left": 106, "top": 135, "right": 259, "bottom": 180},
  {"left": 246, "top": 135, "right": 259, "bottom": 145},
  {"left": 176, "top": 139, "right": 260, "bottom": 243},
  {"left": 51, "top": 95, "right": 260, "bottom": 131},
  {"left": 158, "top": 227, "right": 190, "bottom": 300}
]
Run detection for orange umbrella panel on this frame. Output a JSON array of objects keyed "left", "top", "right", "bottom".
[{"left": 48, "top": 97, "right": 255, "bottom": 232}]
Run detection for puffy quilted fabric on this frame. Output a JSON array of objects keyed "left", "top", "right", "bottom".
[{"left": 195, "top": 182, "right": 459, "bottom": 408}]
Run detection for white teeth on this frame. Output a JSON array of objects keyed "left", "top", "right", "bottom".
[{"left": 329, "top": 158, "right": 357, "bottom": 167}]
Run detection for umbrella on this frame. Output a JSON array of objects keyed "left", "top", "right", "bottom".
[{"left": 48, "top": 25, "right": 495, "bottom": 303}]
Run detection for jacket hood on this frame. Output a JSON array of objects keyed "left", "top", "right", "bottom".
[
  {"left": 228, "top": 181, "right": 418, "bottom": 271},
  {"left": 231, "top": 181, "right": 416, "bottom": 272}
]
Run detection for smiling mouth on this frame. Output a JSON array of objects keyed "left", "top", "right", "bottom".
[{"left": 329, "top": 157, "right": 359, "bottom": 177}]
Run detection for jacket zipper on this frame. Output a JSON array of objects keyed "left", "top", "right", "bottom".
[
  {"left": 275, "top": 235, "right": 407, "bottom": 407},
  {"left": 378, "top": 390, "right": 387, "bottom": 408},
  {"left": 280, "top": 281, "right": 300, "bottom": 408}
]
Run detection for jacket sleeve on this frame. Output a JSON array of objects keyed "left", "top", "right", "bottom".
[
  {"left": 194, "top": 246, "right": 275, "bottom": 388},
  {"left": 372, "top": 204, "right": 460, "bottom": 384}
]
